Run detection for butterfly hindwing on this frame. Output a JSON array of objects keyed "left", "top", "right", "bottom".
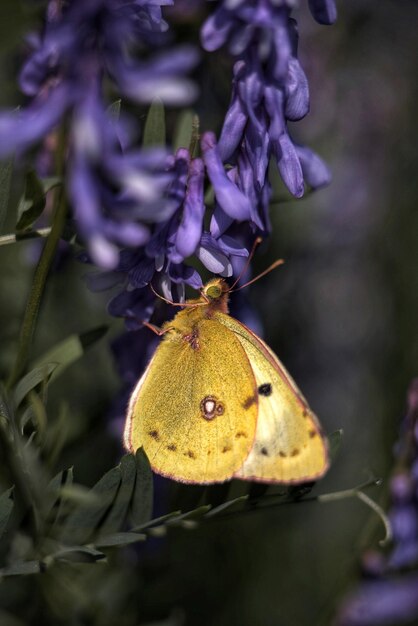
[
  {"left": 124, "top": 316, "right": 258, "bottom": 484},
  {"left": 214, "top": 313, "right": 329, "bottom": 483}
]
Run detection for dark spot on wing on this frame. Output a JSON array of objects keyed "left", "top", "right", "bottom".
[
  {"left": 260, "top": 447, "right": 269, "bottom": 456},
  {"left": 243, "top": 395, "right": 256, "bottom": 409},
  {"left": 185, "top": 450, "right": 196, "bottom": 459},
  {"left": 302, "top": 409, "right": 308, "bottom": 418},
  {"left": 167, "top": 443, "right": 177, "bottom": 451},
  {"left": 222, "top": 445, "right": 232, "bottom": 454},
  {"left": 149, "top": 430, "right": 160, "bottom": 441},
  {"left": 291, "top": 448, "right": 300, "bottom": 457},
  {"left": 235, "top": 431, "right": 248, "bottom": 439},
  {"left": 258, "top": 383, "right": 272, "bottom": 397},
  {"left": 279, "top": 451, "right": 287, "bottom": 458},
  {"left": 309, "top": 429, "right": 317, "bottom": 438},
  {"left": 183, "top": 326, "right": 200, "bottom": 350}
]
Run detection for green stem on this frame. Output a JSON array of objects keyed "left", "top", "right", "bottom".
[
  {"left": 7, "top": 190, "right": 67, "bottom": 389},
  {"left": 0, "top": 227, "right": 52, "bottom": 247}
]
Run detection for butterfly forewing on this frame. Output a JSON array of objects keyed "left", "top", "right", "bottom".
[
  {"left": 214, "top": 313, "right": 329, "bottom": 483},
  {"left": 125, "top": 317, "right": 258, "bottom": 484}
]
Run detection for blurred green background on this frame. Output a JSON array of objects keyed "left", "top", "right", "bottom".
[{"left": 0, "top": 1, "right": 417, "bottom": 625}]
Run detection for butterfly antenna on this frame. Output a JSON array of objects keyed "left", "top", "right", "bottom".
[
  {"left": 229, "top": 236, "right": 285, "bottom": 293},
  {"left": 229, "top": 237, "right": 263, "bottom": 291},
  {"left": 150, "top": 282, "right": 207, "bottom": 308},
  {"left": 230, "top": 259, "right": 285, "bottom": 293}
]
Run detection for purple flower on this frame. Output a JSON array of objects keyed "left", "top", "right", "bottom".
[
  {"left": 201, "top": 0, "right": 331, "bottom": 206},
  {"left": 308, "top": 0, "right": 338, "bottom": 25},
  {"left": 336, "top": 379, "right": 418, "bottom": 626},
  {"left": 85, "top": 134, "right": 253, "bottom": 331},
  {"left": 0, "top": 0, "right": 198, "bottom": 268},
  {"left": 337, "top": 576, "right": 418, "bottom": 626}
]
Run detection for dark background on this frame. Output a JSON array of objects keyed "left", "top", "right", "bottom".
[{"left": 0, "top": 1, "right": 417, "bottom": 625}]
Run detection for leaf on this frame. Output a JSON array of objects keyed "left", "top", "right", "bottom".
[
  {"left": 41, "top": 177, "right": 62, "bottom": 194},
  {"left": 328, "top": 429, "right": 344, "bottom": 464},
  {"left": 131, "top": 511, "right": 181, "bottom": 532},
  {"left": 13, "top": 363, "right": 58, "bottom": 408},
  {"left": 173, "top": 109, "right": 194, "bottom": 151},
  {"left": 0, "top": 154, "right": 13, "bottom": 234},
  {"left": 59, "top": 484, "right": 101, "bottom": 507},
  {"left": 107, "top": 99, "right": 121, "bottom": 121},
  {"left": 0, "top": 560, "right": 41, "bottom": 577},
  {"left": 59, "top": 466, "right": 122, "bottom": 545},
  {"left": 46, "top": 467, "right": 73, "bottom": 523},
  {"left": 94, "top": 531, "right": 146, "bottom": 548},
  {"left": 129, "top": 449, "right": 153, "bottom": 527},
  {"left": 143, "top": 99, "right": 166, "bottom": 147},
  {"left": 98, "top": 454, "right": 137, "bottom": 535},
  {"left": 32, "top": 326, "right": 108, "bottom": 381},
  {"left": 204, "top": 495, "right": 248, "bottom": 518},
  {"left": 165, "top": 505, "right": 211, "bottom": 527},
  {"left": 0, "top": 488, "right": 14, "bottom": 539},
  {"left": 19, "top": 391, "right": 47, "bottom": 439},
  {"left": 16, "top": 169, "right": 46, "bottom": 231},
  {"left": 48, "top": 545, "right": 106, "bottom": 564}
]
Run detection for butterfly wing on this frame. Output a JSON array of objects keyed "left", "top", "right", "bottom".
[
  {"left": 214, "top": 313, "right": 329, "bottom": 483},
  {"left": 124, "top": 317, "right": 258, "bottom": 484}
]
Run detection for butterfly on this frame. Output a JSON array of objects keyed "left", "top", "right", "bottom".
[{"left": 124, "top": 276, "right": 329, "bottom": 484}]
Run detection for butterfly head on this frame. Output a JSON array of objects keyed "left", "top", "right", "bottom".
[
  {"left": 200, "top": 278, "right": 230, "bottom": 313},
  {"left": 202, "top": 278, "right": 229, "bottom": 301}
]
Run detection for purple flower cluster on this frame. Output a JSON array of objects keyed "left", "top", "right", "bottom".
[
  {"left": 201, "top": 0, "right": 332, "bottom": 216},
  {"left": 336, "top": 379, "right": 418, "bottom": 626},
  {"left": 0, "top": 0, "right": 337, "bottom": 412},
  {"left": 100, "top": 0, "right": 337, "bottom": 331},
  {"left": 0, "top": 0, "right": 197, "bottom": 267},
  {"left": 90, "top": 132, "right": 251, "bottom": 329}
]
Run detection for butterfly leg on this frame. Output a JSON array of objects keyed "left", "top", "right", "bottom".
[{"left": 142, "top": 321, "right": 174, "bottom": 336}]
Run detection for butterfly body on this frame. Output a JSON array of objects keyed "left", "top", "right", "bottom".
[{"left": 124, "top": 278, "right": 329, "bottom": 484}]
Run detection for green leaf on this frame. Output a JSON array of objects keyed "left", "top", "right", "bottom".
[
  {"left": 328, "top": 429, "right": 344, "bottom": 464},
  {"left": 32, "top": 326, "right": 108, "bottom": 381},
  {"left": 16, "top": 169, "right": 46, "bottom": 231},
  {"left": 0, "top": 154, "right": 13, "bottom": 234},
  {"left": 0, "top": 560, "right": 41, "bottom": 577},
  {"left": 94, "top": 531, "right": 146, "bottom": 548},
  {"left": 173, "top": 109, "right": 194, "bottom": 151},
  {"left": 41, "top": 177, "right": 62, "bottom": 194},
  {"left": 98, "top": 454, "right": 137, "bottom": 535},
  {"left": 165, "top": 505, "right": 212, "bottom": 527},
  {"left": 204, "top": 495, "right": 249, "bottom": 518},
  {"left": 46, "top": 467, "right": 73, "bottom": 523},
  {"left": 59, "top": 466, "right": 122, "bottom": 545},
  {"left": 143, "top": 99, "right": 166, "bottom": 147},
  {"left": 19, "top": 390, "right": 47, "bottom": 439},
  {"left": 59, "top": 484, "right": 101, "bottom": 507},
  {"left": 129, "top": 449, "right": 153, "bottom": 527},
  {"left": 0, "top": 487, "right": 14, "bottom": 539},
  {"left": 107, "top": 99, "right": 121, "bottom": 121},
  {"left": 131, "top": 511, "right": 181, "bottom": 533},
  {"left": 13, "top": 363, "right": 58, "bottom": 408},
  {"left": 48, "top": 545, "right": 106, "bottom": 564}
]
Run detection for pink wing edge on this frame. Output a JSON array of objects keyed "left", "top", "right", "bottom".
[{"left": 226, "top": 317, "right": 330, "bottom": 483}]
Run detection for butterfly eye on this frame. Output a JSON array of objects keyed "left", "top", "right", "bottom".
[{"left": 205, "top": 285, "right": 222, "bottom": 300}]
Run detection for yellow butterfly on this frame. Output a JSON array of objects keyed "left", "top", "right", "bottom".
[{"left": 124, "top": 276, "right": 329, "bottom": 484}]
